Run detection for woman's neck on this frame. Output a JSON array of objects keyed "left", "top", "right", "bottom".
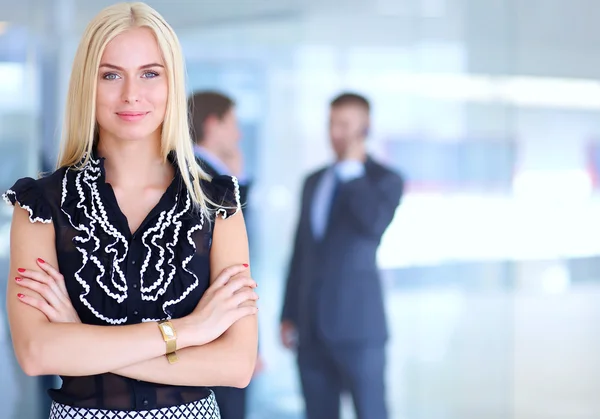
[{"left": 96, "top": 135, "right": 173, "bottom": 189}]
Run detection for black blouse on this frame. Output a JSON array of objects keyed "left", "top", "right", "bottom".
[{"left": 2, "top": 151, "right": 241, "bottom": 411}]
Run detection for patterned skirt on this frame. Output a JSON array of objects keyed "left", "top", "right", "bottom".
[{"left": 49, "top": 391, "right": 221, "bottom": 418}]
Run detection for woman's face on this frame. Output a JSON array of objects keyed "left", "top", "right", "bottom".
[{"left": 95, "top": 27, "right": 168, "bottom": 143}]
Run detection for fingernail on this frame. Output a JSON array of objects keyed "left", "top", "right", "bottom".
[
  {"left": 17, "top": 293, "right": 24, "bottom": 299},
  {"left": 37, "top": 258, "right": 45, "bottom": 264},
  {"left": 15, "top": 277, "right": 21, "bottom": 282},
  {"left": 243, "top": 263, "right": 249, "bottom": 267},
  {"left": 17, "top": 268, "right": 25, "bottom": 273}
]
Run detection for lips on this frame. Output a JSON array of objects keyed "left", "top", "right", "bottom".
[{"left": 116, "top": 111, "right": 149, "bottom": 121}]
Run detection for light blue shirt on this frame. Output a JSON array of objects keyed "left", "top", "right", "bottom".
[
  {"left": 193, "top": 145, "right": 249, "bottom": 184},
  {"left": 311, "top": 160, "right": 365, "bottom": 239}
]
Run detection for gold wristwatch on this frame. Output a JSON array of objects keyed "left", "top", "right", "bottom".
[{"left": 157, "top": 320, "right": 179, "bottom": 364}]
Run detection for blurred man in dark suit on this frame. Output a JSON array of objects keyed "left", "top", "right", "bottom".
[
  {"left": 280, "top": 92, "right": 404, "bottom": 419},
  {"left": 188, "top": 91, "right": 250, "bottom": 203},
  {"left": 187, "top": 90, "right": 262, "bottom": 419}
]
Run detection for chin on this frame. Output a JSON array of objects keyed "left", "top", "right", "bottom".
[
  {"left": 99, "top": 115, "right": 162, "bottom": 142},
  {"left": 120, "top": 122, "right": 162, "bottom": 139},
  {"left": 107, "top": 127, "right": 161, "bottom": 143},
  {"left": 333, "top": 148, "right": 345, "bottom": 159}
]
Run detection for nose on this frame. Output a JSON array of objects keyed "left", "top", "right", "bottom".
[{"left": 121, "top": 78, "right": 140, "bottom": 103}]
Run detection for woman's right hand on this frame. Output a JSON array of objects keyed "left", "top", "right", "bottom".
[{"left": 186, "top": 263, "right": 258, "bottom": 346}]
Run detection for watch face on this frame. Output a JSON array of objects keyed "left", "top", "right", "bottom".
[{"left": 162, "top": 324, "right": 174, "bottom": 338}]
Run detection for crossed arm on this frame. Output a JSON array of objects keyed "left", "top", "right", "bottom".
[{"left": 7, "top": 204, "right": 258, "bottom": 387}]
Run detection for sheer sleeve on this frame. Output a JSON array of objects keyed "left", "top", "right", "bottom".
[
  {"left": 207, "top": 175, "right": 241, "bottom": 220},
  {"left": 2, "top": 177, "right": 52, "bottom": 224}
]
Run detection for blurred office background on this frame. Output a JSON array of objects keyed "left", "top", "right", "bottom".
[{"left": 2, "top": 0, "right": 600, "bottom": 418}]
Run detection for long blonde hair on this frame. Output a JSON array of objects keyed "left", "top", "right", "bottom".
[{"left": 56, "top": 2, "right": 211, "bottom": 218}]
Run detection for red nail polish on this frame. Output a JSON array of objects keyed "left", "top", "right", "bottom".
[
  {"left": 37, "top": 258, "right": 45, "bottom": 264},
  {"left": 17, "top": 268, "right": 25, "bottom": 273},
  {"left": 15, "top": 277, "right": 21, "bottom": 282},
  {"left": 17, "top": 293, "right": 24, "bottom": 299},
  {"left": 243, "top": 263, "right": 249, "bottom": 267}
]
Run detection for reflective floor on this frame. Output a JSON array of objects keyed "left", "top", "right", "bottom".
[{"left": 2, "top": 259, "right": 600, "bottom": 419}]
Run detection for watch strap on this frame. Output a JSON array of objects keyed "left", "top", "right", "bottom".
[
  {"left": 165, "top": 338, "right": 176, "bottom": 354},
  {"left": 166, "top": 351, "right": 179, "bottom": 364},
  {"left": 158, "top": 320, "right": 178, "bottom": 364}
]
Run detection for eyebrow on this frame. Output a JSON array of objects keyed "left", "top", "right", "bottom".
[{"left": 99, "top": 63, "right": 164, "bottom": 71}]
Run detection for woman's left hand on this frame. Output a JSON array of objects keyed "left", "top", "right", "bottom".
[{"left": 15, "top": 258, "right": 81, "bottom": 323}]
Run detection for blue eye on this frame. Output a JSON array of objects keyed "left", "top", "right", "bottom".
[
  {"left": 102, "top": 72, "right": 119, "bottom": 80},
  {"left": 100, "top": 70, "right": 159, "bottom": 80}
]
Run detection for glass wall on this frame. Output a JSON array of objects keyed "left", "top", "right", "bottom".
[{"left": 1, "top": 0, "right": 600, "bottom": 418}]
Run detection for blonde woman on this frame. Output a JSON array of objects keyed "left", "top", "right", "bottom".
[{"left": 3, "top": 2, "right": 258, "bottom": 418}]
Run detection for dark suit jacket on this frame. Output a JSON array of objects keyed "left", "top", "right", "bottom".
[{"left": 281, "top": 157, "right": 403, "bottom": 345}]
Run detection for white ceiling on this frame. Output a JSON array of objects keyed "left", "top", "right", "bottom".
[
  {"left": 1, "top": 0, "right": 600, "bottom": 79},
  {"left": 0, "top": 0, "right": 303, "bottom": 32},
  {"left": 1, "top": 0, "right": 599, "bottom": 46}
]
